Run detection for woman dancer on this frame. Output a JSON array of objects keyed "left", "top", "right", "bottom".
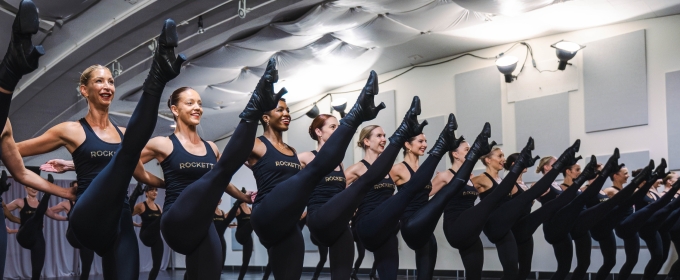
[
  {"left": 46, "top": 181, "right": 95, "bottom": 280},
  {"left": 246, "top": 69, "right": 384, "bottom": 280},
  {"left": 18, "top": 20, "right": 185, "bottom": 278},
  {"left": 639, "top": 177, "right": 680, "bottom": 279},
  {"left": 132, "top": 186, "right": 164, "bottom": 280},
  {"left": 6, "top": 183, "right": 52, "bottom": 280},
  {"left": 230, "top": 198, "right": 254, "bottom": 280},
  {"left": 615, "top": 161, "right": 676, "bottom": 280},
  {"left": 141, "top": 63, "right": 281, "bottom": 278}
]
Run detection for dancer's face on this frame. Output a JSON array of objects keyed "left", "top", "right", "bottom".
[
  {"left": 25, "top": 186, "right": 37, "bottom": 197},
  {"left": 667, "top": 174, "right": 678, "bottom": 187},
  {"left": 263, "top": 100, "right": 290, "bottom": 132},
  {"left": 485, "top": 149, "right": 506, "bottom": 171},
  {"left": 81, "top": 68, "right": 115, "bottom": 107},
  {"left": 405, "top": 134, "right": 427, "bottom": 157},
  {"left": 365, "top": 127, "right": 386, "bottom": 154},
  {"left": 543, "top": 157, "right": 557, "bottom": 174},
  {"left": 614, "top": 167, "right": 629, "bottom": 184},
  {"left": 172, "top": 89, "right": 203, "bottom": 126},
  {"left": 145, "top": 188, "right": 158, "bottom": 200},
  {"left": 451, "top": 141, "right": 470, "bottom": 162},
  {"left": 565, "top": 164, "right": 582, "bottom": 180},
  {"left": 316, "top": 116, "right": 339, "bottom": 143}
]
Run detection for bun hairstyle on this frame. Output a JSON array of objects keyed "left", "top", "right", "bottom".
[
  {"left": 308, "top": 114, "right": 335, "bottom": 141},
  {"left": 480, "top": 147, "right": 502, "bottom": 167},
  {"left": 609, "top": 163, "right": 625, "bottom": 180},
  {"left": 260, "top": 98, "right": 287, "bottom": 128},
  {"left": 79, "top": 65, "right": 108, "bottom": 86},
  {"left": 358, "top": 125, "right": 381, "bottom": 149},
  {"left": 167, "top": 87, "right": 194, "bottom": 121},
  {"left": 447, "top": 138, "right": 467, "bottom": 164},
  {"left": 504, "top": 153, "right": 519, "bottom": 171},
  {"left": 536, "top": 156, "right": 556, "bottom": 174}
]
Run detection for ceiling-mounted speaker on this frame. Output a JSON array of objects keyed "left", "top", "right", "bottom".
[{"left": 452, "top": 0, "right": 554, "bottom": 15}]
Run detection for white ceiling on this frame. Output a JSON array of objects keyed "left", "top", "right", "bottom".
[{"left": 1, "top": 0, "right": 680, "bottom": 148}]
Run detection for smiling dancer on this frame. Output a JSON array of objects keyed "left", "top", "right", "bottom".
[{"left": 132, "top": 186, "right": 164, "bottom": 280}]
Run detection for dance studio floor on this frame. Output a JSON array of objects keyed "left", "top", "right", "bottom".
[{"left": 47, "top": 270, "right": 472, "bottom": 279}]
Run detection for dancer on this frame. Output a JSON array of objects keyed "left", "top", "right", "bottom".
[
  {"left": 18, "top": 19, "right": 185, "bottom": 279},
  {"left": 351, "top": 218, "right": 378, "bottom": 280},
  {"left": 640, "top": 176, "right": 680, "bottom": 279},
  {"left": 6, "top": 179, "right": 52, "bottom": 280},
  {"left": 615, "top": 161, "right": 676, "bottom": 280},
  {"left": 140, "top": 60, "right": 282, "bottom": 278},
  {"left": 214, "top": 199, "right": 238, "bottom": 266},
  {"left": 479, "top": 139, "right": 542, "bottom": 280},
  {"left": 311, "top": 238, "right": 328, "bottom": 280},
  {"left": 46, "top": 181, "right": 95, "bottom": 280},
  {"left": 534, "top": 156, "right": 563, "bottom": 205},
  {"left": 247, "top": 70, "right": 384, "bottom": 280},
  {"left": 132, "top": 186, "right": 164, "bottom": 280},
  {"left": 659, "top": 173, "right": 680, "bottom": 279},
  {"left": 231, "top": 198, "right": 254, "bottom": 280}
]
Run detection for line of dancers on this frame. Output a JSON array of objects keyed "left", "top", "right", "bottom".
[{"left": 1, "top": 1, "right": 680, "bottom": 280}]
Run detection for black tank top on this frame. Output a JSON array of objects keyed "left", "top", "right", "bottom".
[
  {"left": 139, "top": 201, "right": 161, "bottom": 232},
  {"left": 19, "top": 198, "right": 37, "bottom": 227},
  {"left": 539, "top": 183, "right": 563, "bottom": 204},
  {"left": 307, "top": 150, "right": 346, "bottom": 213},
  {"left": 161, "top": 134, "right": 217, "bottom": 212},
  {"left": 355, "top": 160, "right": 396, "bottom": 223},
  {"left": 236, "top": 206, "right": 252, "bottom": 234},
  {"left": 585, "top": 186, "right": 610, "bottom": 208},
  {"left": 397, "top": 161, "right": 432, "bottom": 220},
  {"left": 478, "top": 172, "right": 513, "bottom": 203},
  {"left": 635, "top": 191, "right": 659, "bottom": 211},
  {"left": 444, "top": 169, "right": 478, "bottom": 222},
  {"left": 71, "top": 118, "right": 124, "bottom": 199},
  {"left": 252, "top": 136, "right": 302, "bottom": 206},
  {"left": 213, "top": 210, "right": 228, "bottom": 236}
]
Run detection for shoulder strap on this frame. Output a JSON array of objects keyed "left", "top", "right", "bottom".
[
  {"left": 111, "top": 119, "right": 124, "bottom": 138},
  {"left": 311, "top": 150, "right": 318, "bottom": 156},
  {"left": 360, "top": 159, "right": 371, "bottom": 169},
  {"left": 483, "top": 172, "right": 497, "bottom": 184},
  {"left": 449, "top": 169, "right": 456, "bottom": 175},
  {"left": 79, "top": 118, "right": 95, "bottom": 134},
  {"left": 402, "top": 161, "right": 415, "bottom": 175}
]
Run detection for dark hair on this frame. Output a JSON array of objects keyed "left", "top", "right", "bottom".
[
  {"left": 167, "top": 87, "right": 194, "bottom": 121},
  {"left": 402, "top": 135, "right": 421, "bottom": 156},
  {"left": 308, "top": 114, "right": 335, "bottom": 141},
  {"left": 504, "top": 153, "right": 519, "bottom": 171},
  {"left": 70, "top": 181, "right": 77, "bottom": 188},
  {"left": 260, "top": 98, "right": 287, "bottom": 128},
  {"left": 144, "top": 185, "right": 157, "bottom": 193},
  {"left": 610, "top": 164, "right": 626, "bottom": 180},
  {"left": 562, "top": 164, "right": 577, "bottom": 177}
]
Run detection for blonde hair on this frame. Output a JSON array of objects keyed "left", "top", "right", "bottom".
[
  {"left": 536, "top": 156, "right": 556, "bottom": 174},
  {"left": 663, "top": 172, "right": 677, "bottom": 185},
  {"left": 480, "top": 147, "right": 502, "bottom": 167},
  {"left": 357, "top": 125, "right": 381, "bottom": 149},
  {"left": 79, "top": 65, "right": 109, "bottom": 86}
]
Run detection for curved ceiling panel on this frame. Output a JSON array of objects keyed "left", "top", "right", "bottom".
[
  {"left": 208, "top": 67, "right": 266, "bottom": 94},
  {"left": 272, "top": 3, "right": 376, "bottom": 36},
  {"left": 387, "top": 0, "right": 486, "bottom": 32},
  {"left": 332, "top": 15, "right": 421, "bottom": 48},
  {"left": 452, "top": 0, "right": 555, "bottom": 15},
  {"left": 166, "top": 64, "right": 241, "bottom": 88},
  {"left": 333, "top": 0, "right": 433, "bottom": 13},
  {"left": 231, "top": 26, "right": 323, "bottom": 52},
  {"left": 190, "top": 45, "right": 275, "bottom": 69},
  {"left": 4, "top": 0, "right": 100, "bottom": 21},
  {"left": 199, "top": 87, "right": 249, "bottom": 110}
]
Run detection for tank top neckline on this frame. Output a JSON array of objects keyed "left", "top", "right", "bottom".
[
  {"left": 402, "top": 161, "right": 417, "bottom": 174},
  {"left": 170, "top": 133, "right": 212, "bottom": 157},
  {"left": 143, "top": 201, "right": 160, "bottom": 212},
  {"left": 483, "top": 172, "right": 501, "bottom": 185},
  {"left": 23, "top": 197, "right": 38, "bottom": 209},
  {"left": 79, "top": 118, "right": 123, "bottom": 145},
  {"left": 260, "top": 136, "right": 296, "bottom": 158}
]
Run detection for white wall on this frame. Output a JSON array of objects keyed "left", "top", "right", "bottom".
[{"left": 272, "top": 14, "right": 680, "bottom": 275}]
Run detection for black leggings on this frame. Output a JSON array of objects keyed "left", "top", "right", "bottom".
[
  {"left": 594, "top": 232, "right": 617, "bottom": 280},
  {"left": 140, "top": 219, "right": 163, "bottom": 280},
  {"left": 17, "top": 193, "right": 51, "bottom": 280},
  {"left": 551, "top": 237, "right": 573, "bottom": 280},
  {"left": 236, "top": 235, "right": 253, "bottom": 280},
  {"left": 414, "top": 234, "right": 437, "bottom": 280},
  {"left": 571, "top": 232, "right": 592, "bottom": 280},
  {"left": 516, "top": 238, "right": 533, "bottom": 280},
  {"left": 250, "top": 124, "right": 357, "bottom": 280},
  {"left": 307, "top": 143, "right": 401, "bottom": 279},
  {"left": 313, "top": 244, "right": 328, "bottom": 279},
  {"left": 639, "top": 231, "right": 663, "bottom": 280},
  {"left": 160, "top": 120, "right": 258, "bottom": 279},
  {"left": 669, "top": 228, "right": 680, "bottom": 279},
  {"left": 617, "top": 234, "right": 640, "bottom": 280},
  {"left": 69, "top": 91, "right": 161, "bottom": 278},
  {"left": 352, "top": 225, "right": 377, "bottom": 276},
  {"left": 67, "top": 225, "right": 94, "bottom": 280},
  {"left": 356, "top": 154, "right": 443, "bottom": 280}
]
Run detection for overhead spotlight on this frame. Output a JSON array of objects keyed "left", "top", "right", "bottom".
[
  {"left": 147, "top": 39, "right": 157, "bottom": 53},
  {"left": 306, "top": 104, "right": 320, "bottom": 119},
  {"left": 551, "top": 40, "right": 585, "bottom": 71},
  {"left": 111, "top": 60, "right": 123, "bottom": 78},
  {"left": 496, "top": 55, "right": 518, "bottom": 83},
  {"left": 197, "top": 16, "right": 205, "bottom": 34},
  {"left": 331, "top": 98, "right": 348, "bottom": 118}
]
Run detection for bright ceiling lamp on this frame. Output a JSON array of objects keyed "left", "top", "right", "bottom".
[
  {"left": 496, "top": 55, "right": 518, "bottom": 83},
  {"left": 306, "top": 104, "right": 320, "bottom": 119},
  {"left": 551, "top": 40, "right": 585, "bottom": 70},
  {"left": 331, "top": 98, "right": 347, "bottom": 118}
]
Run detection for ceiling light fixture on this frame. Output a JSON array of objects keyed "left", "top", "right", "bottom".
[
  {"left": 197, "top": 16, "right": 205, "bottom": 34},
  {"left": 111, "top": 60, "right": 123, "bottom": 78},
  {"left": 306, "top": 104, "right": 320, "bottom": 119},
  {"left": 496, "top": 55, "right": 518, "bottom": 83},
  {"left": 238, "top": 0, "right": 248, "bottom": 18},
  {"left": 331, "top": 98, "right": 348, "bottom": 118},
  {"left": 551, "top": 40, "right": 585, "bottom": 70}
]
